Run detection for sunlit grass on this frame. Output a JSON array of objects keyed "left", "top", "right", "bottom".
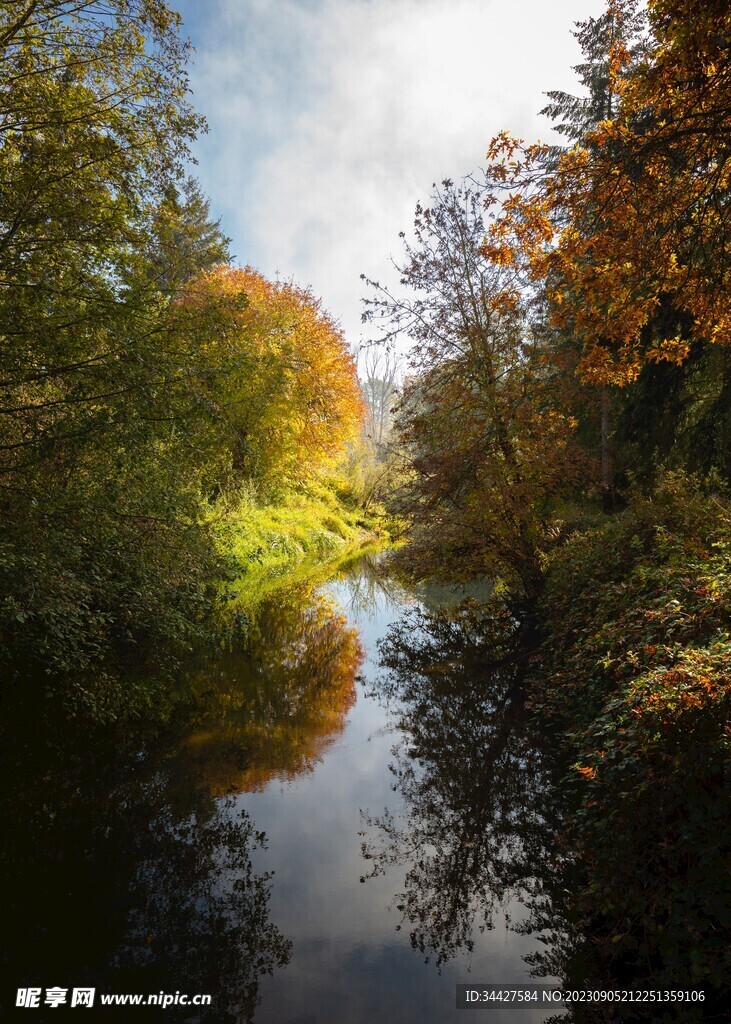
[{"left": 217, "top": 475, "right": 387, "bottom": 609}]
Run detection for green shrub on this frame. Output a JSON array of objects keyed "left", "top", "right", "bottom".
[{"left": 531, "top": 473, "right": 731, "bottom": 1010}]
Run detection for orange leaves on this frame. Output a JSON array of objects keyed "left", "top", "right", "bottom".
[
  {"left": 479, "top": 238, "right": 515, "bottom": 267},
  {"left": 568, "top": 0, "right": 731, "bottom": 367},
  {"left": 179, "top": 264, "right": 363, "bottom": 484},
  {"left": 646, "top": 336, "right": 691, "bottom": 366},
  {"left": 484, "top": 131, "right": 524, "bottom": 165},
  {"left": 478, "top": 1, "right": 731, "bottom": 386}
]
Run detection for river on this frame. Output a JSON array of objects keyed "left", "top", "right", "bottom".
[{"left": 1, "top": 551, "right": 569, "bottom": 1022}]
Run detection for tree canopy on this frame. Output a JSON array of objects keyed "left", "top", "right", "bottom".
[{"left": 0, "top": 1, "right": 363, "bottom": 713}]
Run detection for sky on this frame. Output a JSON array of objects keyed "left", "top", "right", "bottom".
[{"left": 174, "top": 0, "right": 606, "bottom": 352}]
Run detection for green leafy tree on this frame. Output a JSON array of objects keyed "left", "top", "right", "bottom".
[
  {"left": 148, "top": 176, "right": 231, "bottom": 296},
  {"left": 0, "top": 2, "right": 229, "bottom": 708},
  {"left": 540, "top": 2, "right": 647, "bottom": 159}
]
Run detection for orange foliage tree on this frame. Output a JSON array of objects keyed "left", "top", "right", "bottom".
[
  {"left": 179, "top": 584, "right": 363, "bottom": 796},
  {"left": 484, "top": 0, "right": 731, "bottom": 386},
  {"left": 180, "top": 265, "right": 363, "bottom": 487}
]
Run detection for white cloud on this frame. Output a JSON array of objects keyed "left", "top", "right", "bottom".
[{"left": 181, "top": 0, "right": 605, "bottom": 347}]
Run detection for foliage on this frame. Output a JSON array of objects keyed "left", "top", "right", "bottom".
[
  {"left": 530, "top": 474, "right": 731, "bottom": 1010},
  {"left": 484, "top": 0, "right": 731, "bottom": 388},
  {"left": 364, "top": 180, "right": 592, "bottom": 596},
  {"left": 540, "top": 0, "right": 647, "bottom": 162},
  {"left": 180, "top": 265, "right": 363, "bottom": 488},
  {"left": 147, "top": 176, "right": 231, "bottom": 296},
  {"left": 0, "top": 0, "right": 228, "bottom": 706},
  {"left": 0, "top": 3, "right": 366, "bottom": 716},
  {"left": 611, "top": 342, "right": 731, "bottom": 488},
  {"left": 216, "top": 475, "right": 381, "bottom": 609}
]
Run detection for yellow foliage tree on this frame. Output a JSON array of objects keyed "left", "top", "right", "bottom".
[
  {"left": 181, "top": 265, "right": 363, "bottom": 486},
  {"left": 484, "top": 0, "right": 731, "bottom": 386}
]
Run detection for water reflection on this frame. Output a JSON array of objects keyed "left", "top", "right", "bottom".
[
  {"left": 173, "top": 584, "right": 364, "bottom": 796},
  {"left": 336, "top": 551, "right": 411, "bottom": 622},
  {"left": 363, "top": 600, "right": 565, "bottom": 970},
  {"left": 1, "top": 556, "right": 632, "bottom": 1024},
  {"left": 363, "top": 594, "right": 726, "bottom": 1024},
  {"left": 0, "top": 719, "right": 291, "bottom": 1021},
  {"left": 0, "top": 573, "right": 368, "bottom": 1020}
]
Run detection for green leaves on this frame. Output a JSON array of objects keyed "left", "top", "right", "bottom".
[
  {"left": 531, "top": 473, "right": 731, "bottom": 1002},
  {"left": 0, "top": 3, "right": 226, "bottom": 712}
]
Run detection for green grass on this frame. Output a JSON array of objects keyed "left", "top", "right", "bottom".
[{"left": 216, "top": 476, "right": 386, "bottom": 608}]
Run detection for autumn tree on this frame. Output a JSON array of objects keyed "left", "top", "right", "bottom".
[
  {"left": 575, "top": 0, "right": 731, "bottom": 485},
  {"left": 488, "top": 0, "right": 731, "bottom": 387},
  {"left": 364, "top": 181, "right": 588, "bottom": 597},
  {"left": 574, "top": 0, "right": 731, "bottom": 361},
  {"left": 535, "top": 2, "right": 645, "bottom": 509},
  {"left": 478, "top": 0, "right": 731, "bottom": 499},
  {"left": 180, "top": 265, "right": 363, "bottom": 489}
]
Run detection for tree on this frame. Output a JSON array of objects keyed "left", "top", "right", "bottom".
[
  {"left": 0, "top": 2, "right": 231, "bottom": 703},
  {"left": 479, "top": 0, "right": 731, "bottom": 500},
  {"left": 180, "top": 265, "right": 364, "bottom": 489},
  {"left": 148, "top": 177, "right": 231, "bottom": 296},
  {"left": 540, "top": 1, "right": 647, "bottom": 162},
  {"left": 487, "top": 0, "right": 731, "bottom": 385},
  {"left": 364, "top": 181, "right": 588, "bottom": 597},
  {"left": 539, "top": 1, "right": 647, "bottom": 510},
  {"left": 0, "top": 0, "right": 204, "bottom": 471},
  {"left": 359, "top": 345, "right": 400, "bottom": 456}
]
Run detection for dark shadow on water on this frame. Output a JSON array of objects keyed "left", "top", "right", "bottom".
[
  {"left": 363, "top": 596, "right": 727, "bottom": 1023},
  {"left": 362, "top": 600, "right": 565, "bottom": 967},
  {"left": 0, "top": 717, "right": 291, "bottom": 1021},
  {"left": 0, "top": 575, "right": 367, "bottom": 1020}
]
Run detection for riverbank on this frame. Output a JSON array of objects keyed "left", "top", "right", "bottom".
[
  {"left": 217, "top": 476, "right": 389, "bottom": 608},
  {"left": 2, "top": 473, "right": 388, "bottom": 724},
  {"left": 526, "top": 474, "right": 731, "bottom": 1017}
]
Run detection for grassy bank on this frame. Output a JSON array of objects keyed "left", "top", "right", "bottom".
[
  {"left": 2, "top": 476, "right": 386, "bottom": 725},
  {"left": 216, "top": 476, "right": 388, "bottom": 608}
]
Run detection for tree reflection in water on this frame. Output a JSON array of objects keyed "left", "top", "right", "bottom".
[
  {"left": 0, "top": 726, "right": 292, "bottom": 1022},
  {"left": 1, "top": 573, "right": 370, "bottom": 1020},
  {"left": 362, "top": 600, "right": 569, "bottom": 972},
  {"left": 173, "top": 581, "right": 364, "bottom": 796},
  {"left": 112, "top": 793, "right": 292, "bottom": 1021},
  {"left": 336, "top": 550, "right": 412, "bottom": 622}
]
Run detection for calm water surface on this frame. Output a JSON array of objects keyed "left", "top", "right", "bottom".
[{"left": 1, "top": 553, "right": 565, "bottom": 1022}]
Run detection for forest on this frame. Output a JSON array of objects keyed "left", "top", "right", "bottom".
[
  {"left": 0, "top": 0, "right": 371, "bottom": 718},
  {"left": 0, "top": 0, "right": 729, "bottom": 1020},
  {"left": 362, "top": 0, "right": 730, "bottom": 1005}
]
